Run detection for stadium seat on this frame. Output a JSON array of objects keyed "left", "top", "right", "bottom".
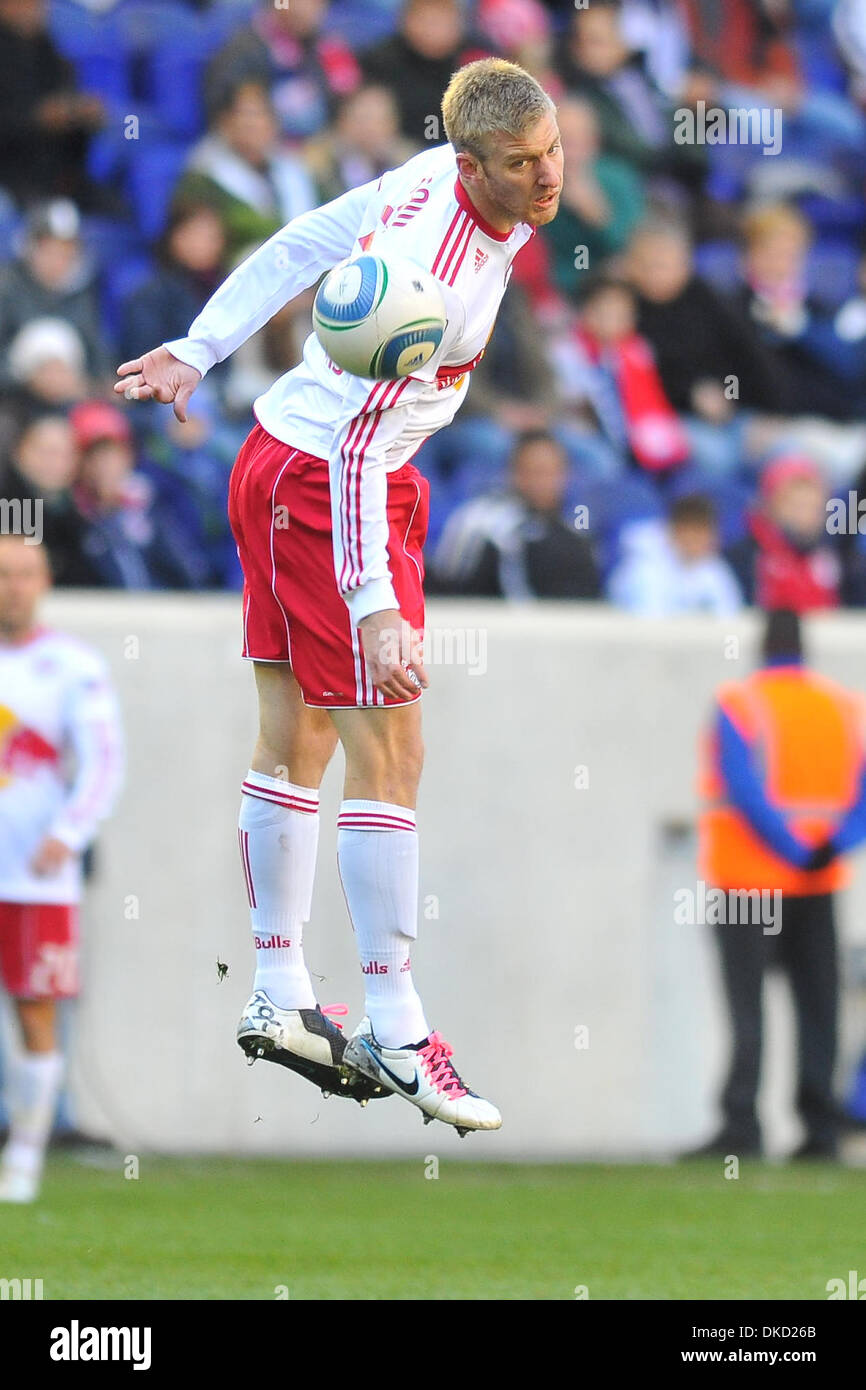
[
  {"left": 424, "top": 476, "right": 460, "bottom": 554},
  {"left": 49, "top": 4, "right": 131, "bottom": 108},
  {"left": 449, "top": 454, "right": 509, "bottom": 504},
  {"left": 0, "top": 193, "right": 22, "bottom": 266},
  {"left": 115, "top": 2, "right": 213, "bottom": 139},
  {"left": 570, "top": 473, "right": 664, "bottom": 574},
  {"left": 799, "top": 192, "right": 866, "bottom": 242},
  {"left": 100, "top": 255, "right": 154, "bottom": 349},
  {"left": 325, "top": 0, "right": 401, "bottom": 44},
  {"left": 806, "top": 241, "right": 861, "bottom": 306},
  {"left": 125, "top": 137, "right": 189, "bottom": 241}
]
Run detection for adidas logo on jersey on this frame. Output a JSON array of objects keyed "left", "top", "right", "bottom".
[{"left": 474, "top": 248, "right": 489, "bottom": 273}]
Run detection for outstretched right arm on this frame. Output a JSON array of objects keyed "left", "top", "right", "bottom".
[{"left": 114, "top": 176, "right": 383, "bottom": 418}]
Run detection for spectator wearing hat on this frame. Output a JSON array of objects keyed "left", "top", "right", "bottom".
[
  {"left": 68, "top": 402, "right": 208, "bottom": 590},
  {"left": 476, "top": 0, "right": 560, "bottom": 86},
  {"left": 0, "top": 0, "right": 107, "bottom": 210},
  {"left": 726, "top": 455, "right": 841, "bottom": 613},
  {"left": 0, "top": 317, "right": 90, "bottom": 461},
  {"left": 0, "top": 201, "right": 109, "bottom": 385}
]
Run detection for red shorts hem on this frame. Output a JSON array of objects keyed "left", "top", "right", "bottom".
[{"left": 0, "top": 901, "right": 80, "bottom": 998}]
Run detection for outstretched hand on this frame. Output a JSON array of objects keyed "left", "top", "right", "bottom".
[{"left": 114, "top": 347, "right": 201, "bottom": 422}]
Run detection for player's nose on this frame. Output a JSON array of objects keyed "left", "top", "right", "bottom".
[{"left": 536, "top": 157, "right": 561, "bottom": 190}]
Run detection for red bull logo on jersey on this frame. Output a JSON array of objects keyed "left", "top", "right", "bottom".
[
  {"left": 391, "top": 178, "right": 432, "bottom": 228},
  {"left": 0, "top": 705, "right": 60, "bottom": 787}
]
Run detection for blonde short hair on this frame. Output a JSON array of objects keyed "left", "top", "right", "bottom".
[
  {"left": 742, "top": 202, "right": 812, "bottom": 249},
  {"left": 441, "top": 58, "right": 555, "bottom": 163}
]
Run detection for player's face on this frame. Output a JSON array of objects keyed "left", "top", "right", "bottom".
[
  {"left": 475, "top": 114, "right": 563, "bottom": 229},
  {"left": 0, "top": 539, "right": 50, "bottom": 638}
]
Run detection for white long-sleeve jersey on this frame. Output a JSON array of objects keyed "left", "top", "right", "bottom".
[
  {"left": 163, "top": 142, "right": 535, "bottom": 623},
  {"left": 0, "top": 629, "right": 124, "bottom": 904}
]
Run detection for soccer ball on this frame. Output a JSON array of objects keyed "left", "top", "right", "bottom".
[{"left": 313, "top": 254, "right": 447, "bottom": 380}]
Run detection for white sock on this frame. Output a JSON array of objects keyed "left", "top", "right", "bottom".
[
  {"left": 239, "top": 770, "right": 319, "bottom": 1010},
  {"left": 337, "top": 799, "right": 429, "bottom": 1047},
  {"left": 2, "top": 1050, "right": 64, "bottom": 1179}
]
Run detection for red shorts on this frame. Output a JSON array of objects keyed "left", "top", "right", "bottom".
[
  {"left": 228, "top": 422, "right": 429, "bottom": 707},
  {"left": 0, "top": 902, "right": 79, "bottom": 999}
]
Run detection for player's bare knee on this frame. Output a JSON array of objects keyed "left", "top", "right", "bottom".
[{"left": 16, "top": 999, "right": 57, "bottom": 1053}]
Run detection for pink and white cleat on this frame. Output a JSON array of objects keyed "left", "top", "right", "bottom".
[{"left": 341, "top": 1018, "right": 501, "bottom": 1136}]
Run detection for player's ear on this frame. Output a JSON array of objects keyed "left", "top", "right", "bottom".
[{"left": 455, "top": 150, "right": 480, "bottom": 185}]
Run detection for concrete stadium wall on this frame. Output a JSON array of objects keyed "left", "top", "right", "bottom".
[{"left": 27, "top": 594, "right": 866, "bottom": 1159}]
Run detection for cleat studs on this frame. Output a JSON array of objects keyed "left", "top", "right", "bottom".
[
  {"left": 422, "top": 1114, "right": 433, "bottom": 1125},
  {"left": 359, "top": 1098, "right": 369, "bottom": 1108},
  {"left": 321, "top": 1090, "right": 331, "bottom": 1099}
]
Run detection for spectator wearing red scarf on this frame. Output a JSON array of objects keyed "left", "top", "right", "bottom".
[
  {"left": 552, "top": 276, "right": 689, "bottom": 475},
  {"left": 726, "top": 456, "right": 841, "bottom": 612}
]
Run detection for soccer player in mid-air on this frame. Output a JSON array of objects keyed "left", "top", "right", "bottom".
[{"left": 116, "top": 59, "right": 562, "bottom": 1135}]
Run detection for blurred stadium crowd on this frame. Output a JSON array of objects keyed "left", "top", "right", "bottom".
[{"left": 2, "top": 0, "right": 866, "bottom": 612}]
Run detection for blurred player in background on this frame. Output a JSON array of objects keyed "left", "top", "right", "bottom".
[
  {"left": 0, "top": 535, "right": 122, "bottom": 1201},
  {"left": 116, "top": 58, "right": 562, "bottom": 1135}
]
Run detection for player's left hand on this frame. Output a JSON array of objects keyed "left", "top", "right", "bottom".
[
  {"left": 31, "top": 836, "right": 74, "bottom": 877},
  {"left": 804, "top": 840, "right": 837, "bottom": 872},
  {"left": 359, "top": 609, "right": 428, "bottom": 700}
]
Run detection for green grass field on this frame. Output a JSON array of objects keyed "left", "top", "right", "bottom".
[{"left": 3, "top": 1155, "right": 863, "bottom": 1300}]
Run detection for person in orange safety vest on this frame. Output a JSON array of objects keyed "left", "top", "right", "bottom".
[{"left": 690, "top": 608, "right": 866, "bottom": 1160}]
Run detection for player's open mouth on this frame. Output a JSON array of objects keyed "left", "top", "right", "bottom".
[{"left": 533, "top": 191, "right": 559, "bottom": 208}]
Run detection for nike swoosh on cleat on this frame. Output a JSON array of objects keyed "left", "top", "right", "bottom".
[{"left": 362, "top": 1041, "right": 420, "bottom": 1095}]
